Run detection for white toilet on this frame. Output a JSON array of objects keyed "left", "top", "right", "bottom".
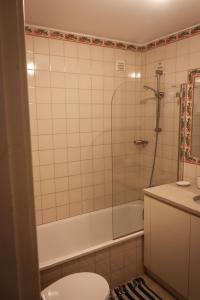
[{"left": 41, "top": 272, "right": 110, "bottom": 300}]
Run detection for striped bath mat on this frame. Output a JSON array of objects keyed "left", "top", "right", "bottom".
[{"left": 110, "top": 277, "right": 162, "bottom": 300}]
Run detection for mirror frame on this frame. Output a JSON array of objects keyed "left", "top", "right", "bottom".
[{"left": 180, "top": 68, "right": 200, "bottom": 164}]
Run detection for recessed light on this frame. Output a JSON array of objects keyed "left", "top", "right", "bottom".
[{"left": 152, "top": 0, "right": 168, "bottom": 2}]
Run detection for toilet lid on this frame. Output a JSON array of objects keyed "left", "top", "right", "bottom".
[{"left": 41, "top": 272, "right": 110, "bottom": 300}]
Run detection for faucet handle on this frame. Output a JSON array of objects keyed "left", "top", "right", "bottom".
[{"left": 134, "top": 140, "right": 148, "bottom": 145}]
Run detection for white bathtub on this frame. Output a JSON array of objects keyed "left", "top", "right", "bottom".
[{"left": 37, "top": 200, "right": 144, "bottom": 270}]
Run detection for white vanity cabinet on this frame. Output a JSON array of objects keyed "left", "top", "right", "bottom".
[
  {"left": 144, "top": 183, "right": 200, "bottom": 299},
  {"left": 189, "top": 216, "right": 200, "bottom": 300},
  {"left": 144, "top": 195, "right": 190, "bottom": 298}
]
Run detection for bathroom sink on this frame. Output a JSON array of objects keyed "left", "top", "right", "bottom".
[{"left": 193, "top": 195, "right": 200, "bottom": 204}]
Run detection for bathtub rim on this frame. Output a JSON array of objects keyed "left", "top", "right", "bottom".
[
  {"left": 39, "top": 230, "right": 144, "bottom": 271},
  {"left": 37, "top": 200, "right": 144, "bottom": 230}
]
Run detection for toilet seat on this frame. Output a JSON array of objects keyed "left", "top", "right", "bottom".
[{"left": 41, "top": 272, "right": 110, "bottom": 300}]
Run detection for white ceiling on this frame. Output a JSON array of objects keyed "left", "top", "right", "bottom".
[{"left": 24, "top": 0, "right": 200, "bottom": 44}]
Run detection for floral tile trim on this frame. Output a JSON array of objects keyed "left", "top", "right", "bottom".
[
  {"left": 180, "top": 69, "right": 200, "bottom": 165},
  {"left": 25, "top": 23, "right": 200, "bottom": 52},
  {"left": 25, "top": 25, "right": 139, "bottom": 52}
]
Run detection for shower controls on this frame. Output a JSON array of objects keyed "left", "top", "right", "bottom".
[
  {"left": 134, "top": 140, "right": 148, "bottom": 145},
  {"left": 155, "top": 127, "right": 162, "bottom": 132}
]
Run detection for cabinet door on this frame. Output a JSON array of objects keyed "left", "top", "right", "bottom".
[
  {"left": 189, "top": 216, "right": 200, "bottom": 300},
  {"left": 144, "top": 195, "right": 151, "bottom": 269},
  {"left": 147, "top": 197, "right": 190, "bottom": 298}
]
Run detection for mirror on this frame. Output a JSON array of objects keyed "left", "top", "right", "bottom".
[
  {"left": 192, "top": 75, "right": 200, "bottom": 156},
  {"left": 181, "top": 69, "right": 200, "bottom": 164}
]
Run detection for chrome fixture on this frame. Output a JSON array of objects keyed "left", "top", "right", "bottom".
[
  {"left": 144, "top": 71, "right": 164, "bottom": 133},
  {"left": 193, "top": 195, "right": 200, "bottom": 203},
  {"left": 134, "top": 140, "right": 148, "bottom": 146},
  {"left": 144, "top": 85, "right": 164, "bottom": 99},
  {"left": 143, "top": 69, "right": 164, "bottom": 187}
]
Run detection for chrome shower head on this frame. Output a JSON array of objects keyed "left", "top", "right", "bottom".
[{"left": 144, "top": 85, "right": 157, "bottom": 95}]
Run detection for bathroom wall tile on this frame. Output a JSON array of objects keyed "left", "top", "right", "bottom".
[
  {"left": 38, "top": 135, "right": 53, "bottom": 150},
  {"left": 37, "top": 103, "right": 52, "bottom": 119},
  {"left": 189, "top": 35, "right": 200, "bottom": 53},
  {"left": 64, "top": 41, "right": 78, "bottom": 58},
  {"left": 33, "top": 181, "right": 41, "bottom": 197},
  {"left": 33, "top": 166, "right": 40, "bottom": 181},
  {"left": 54, "top": 149, "right": 67, "bottom": 163},
  {"left": 66, "top": 57, "right": 79, "bottom": 73},
  {"left": 40, "top": 165, "right": 54, "bottom": 180},
  {"left": 82, "top": 186, "right": 94, "bottom": 200},
  {"left": 56, "top": 205, "right": 69, "bottom": 220},
  {"left": 54, "top": 163, "right": 68, "bottom": 178},
  {"left": 32, "top": 151, "right": 39, "bottom": 166},
  {"left": 35, "top": 70, "right": 50, "bottom": 87},
  {"left": 56, "top": 190, "right": 69, "bottom": 206},
  {"left": 28, "top": 28, "right": 200, "bottom": 225},
  {"left": 53, "top": 119, "right": 67, "bottom": 133},
  {"left": 81, "top": 159, "right": 93, "bottom": 174},
  {"left": 35, "top": 54, "right": 50, "bottom": 71},
  {"left": 34, "top": 37, "right": 49, "bottom": 54},
  {"left": 42, "top": 207, "right": 57, "bottom": 224},
  {"left": 80, "top": 119, "right": 92, "bottom": 132},
  {"left": 67, "top": 133, "right": 80, "bottom": 147},
  {"left": 38, "top": 120, "right": 53, "bottom": 134},
  {"left": 27, "top": 72, "right": 35, "bottom": 87},
  {"left": 50, "top": 56, "right": 65, "bottom": 72},
  {"left": 165, "top": 43, "right": 177, "bottom": 59},
  {"left": 35, "top": 210, "right": 43, "bottom": 225},
  {"left": 41, "top": 179, "right": 55, "bottom": 195},
  {"left": 31, "top": 135, "right": 38, "bottom": 151},
  {"left": 39, "top": 150, "right": 54, "bottom": 165},
  {"left": 53, "top": 134, "right": 67, "bottom": 148},
  {"left": 110, "top": 269, "right": 125, "bottom": 288},
  {"left": 52, "top": 103, "right": 66, "bottom": 118},
  {"left": 103, "top": 47, "right": 115, "bottom": 62},
  {"left": 69, "top": 175, "right": 82, "bottom": 189},
  {"left": 51, "top": 88, "right": 66, "bottom": 103},
  {"left": 65, "top": 74, "right": 79, "bottom": 89},
  {"left": 69, "top": 188, "right": 82, "bottom": 203},
  {"left": 177, "top": 39, "right": 189, "bottom": 56},
  {"left": 189, "top": 51, "right": 200, "bottom": 69},
  {"left": 50, "top": 72, "right": 65, "bottom": 88},
  {"left": 183, "top": 163, "right": 197, "bottom": 184},
  {"left": 68, "top": 161, "right": 81, "bottom": 176},
  {"left": 82, "top": 199, "right": 94, "bottom": 213},
  {"left": 68, "top": 147, "right": 81, "bottom": 162},
  {"left": 79, "top": 89, "right": 91, "bottom": 104},
  {"left": 78, "top": 44, "right": 91, "bottom": 59},
  {"left": 67, "top": 103, "right": 80, "bottom": 118},
  {"left": 40, "top": 236, "right": 142, "bottom": 288},
  {"left": 91, "top": 46, "right": 103, "bottom": 61},
  {"left": 55, "top": 177, "right": 68, "bottom": 192},
  {"left": 69, "top": 201, "right": 82, "bottom": 217},
  {"left": 26, "top": 35, "right": 33, "bottom": 53},
  {"left": 35, "top": 87, "right": 51, "bottom": 103},
  {"left": 49, "top": 39, "right": 64, "bottom": 56},
  {"left": 176, "top": 54, "right": 189, "bottom": 72},
  {"left": 26, "top": 52, "right": 34, "bottom": 68},
  {"left": 41, "top": 265, "right": 62, "bottom": 287},
  {"left": 42, "top": 193, "right": 56, "bottom": 209}
]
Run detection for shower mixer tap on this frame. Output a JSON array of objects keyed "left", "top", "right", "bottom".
[{"left": 134, "top": 140, "right": 148, "bottom": 145}]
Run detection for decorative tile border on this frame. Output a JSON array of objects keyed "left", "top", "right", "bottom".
[
  {"left": 180, "top": 69, "right": 200, "bottom": 165},
  {"left": 25, "top": 25, "right": 141, "bottom": 52},
  {"left": 25, "top": 23, "right": 200, "bottom": 53}
]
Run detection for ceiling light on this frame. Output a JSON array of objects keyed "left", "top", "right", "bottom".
[{"left": 152, "top": 0, "right": 168, "bottom": 3}]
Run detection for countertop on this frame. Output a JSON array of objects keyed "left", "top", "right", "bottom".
[{"left": 144, "top": 183, "right": 200, "bottom": 217}]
